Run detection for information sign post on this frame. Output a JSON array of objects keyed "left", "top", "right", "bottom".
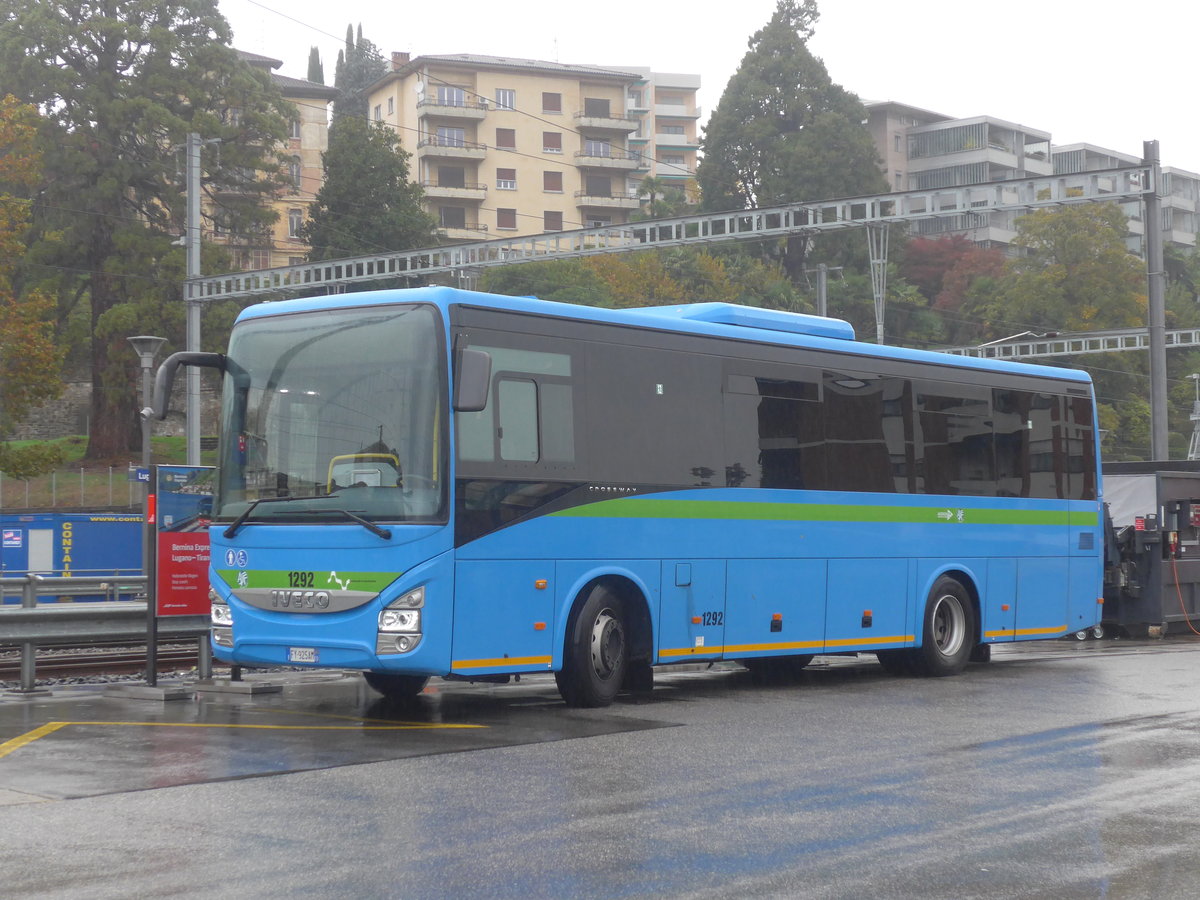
[{"left": 146, "top": 465, "right": 214, "bottom": 685}]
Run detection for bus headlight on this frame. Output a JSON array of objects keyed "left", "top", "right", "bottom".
[
  {"left": 379, "top": 608, "right": 421, "bottom": 633},
  {"left": 377, "top": 586, "right": 424, "bottom": 653},
  {"left": 212, "top": 601, "right": 233, "bottom": 627}
]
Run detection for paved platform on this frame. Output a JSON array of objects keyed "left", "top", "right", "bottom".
[{"left": 0, "top": 671, "right": 673, "bottom": 803}]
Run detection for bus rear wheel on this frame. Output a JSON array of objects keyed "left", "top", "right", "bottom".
[
  {"left": 363, "top": 671, "right": 429, "bottom": 700},
  {"left": 912, "top": 576, "right": 975, "bottom": 676},
  {"left": 556, "top": 586, "right": 628, "bottom": 708}
]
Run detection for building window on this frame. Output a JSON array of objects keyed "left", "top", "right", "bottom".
[
  {"left": 440, "top": 206, "right": 466, "bottom": 229},
  {"left": 436, "top": 126, "right": 465, "bottom": 147},
  {"left": 290, "top": 119, "right": 301, "bottom": 139},
  {"left": 628, "top": 89, "right": 642, "bottom": 107},
  {"left": 543, "top": 132, "right": 562, "bottom": 153},
  {"left": 288, "top": 208, "right": 303, "bottom": 238},
  {"left": 662, "top": 154, "right": 685, "bottom": 166},
  {"left": 250, "top": 248, "right": 270, "bottom": 269},
  {"left": 544, "top": 211, "right": 563, "bottom": 231},
  {"left": 660, "top": 124, "right": 685, "bottom": 135},
  {"left": 497, "top": 168, "right": 517, "bottom": 190},
  {"left": 583, "top": 98, "right": 611, "bottom": 118},
  {"left": 496, "top": 128, "right": 516, "bottom": 149},
  {"left": 894, "top": 133, "right": 901, "bottom": 153},
  {"left": 544, "top": 171, "right": 563, "bottom": 193},
  {"left": 373, "top": 105, "right": 382, "bottom": 121},
  {"left": 289, "top": 157, "right": 302, "bottom": 190},
  {"left": 542, "top": 92, "right": 562, "bottom": 113},
  {"left": 894, "top": 171, "right": 904, "bottom": 190},
  {"left": 387, "top": 97, "right": 394, "bottom": 116},
  {"left": 584, "top": 139, "right": 612, "bottom": 158},
  {"left": 437, "top": 85, "right": 466, "bottom": 107},
  {"left": 438, "top": 166, "right": 466, "bottom": 188},
  {"left": 497, "top": 208, "right": 517, "bottom": 230},
  {"left": 495, "top": 89, "right": 515, "bottom": 110},
  {"left": 587, "top": 215, "right": 611, "bottom": 228}
]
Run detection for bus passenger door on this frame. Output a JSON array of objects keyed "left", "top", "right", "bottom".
[{"left": 657, "top": 560, "right": 725, "bottom": 663}]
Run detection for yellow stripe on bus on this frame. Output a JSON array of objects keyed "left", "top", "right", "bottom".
[
  {"left": 450, "top": 655, "right": 553, "bottom": 670},
  {"left": 984, "top": 625, "right": 1068, "bottom": 638}
]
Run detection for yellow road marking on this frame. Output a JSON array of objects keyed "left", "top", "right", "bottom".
[
  {"left": 0, "top": 722, "right": 69, "bottom": 760},
  {"left": 0, "top": 718, "right": 484, "bottom": 761}
]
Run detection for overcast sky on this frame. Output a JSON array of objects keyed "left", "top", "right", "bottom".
[{"left": 221, "top": 0, "right": 1200, "bottom": 176}]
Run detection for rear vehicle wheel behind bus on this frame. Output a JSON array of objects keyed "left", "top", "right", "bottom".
[
  {"left": 556, "top": 585, "right": 628, "bottom": 708},
  {"left": 742, "top": 654, "right": 814, "bottom": 684},
  {"left": 363, "top": 671, "right": 429, "bottom": 701}
]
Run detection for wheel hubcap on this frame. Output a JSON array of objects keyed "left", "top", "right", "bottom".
[
  {"left": 931, "top": 593, "right": 966, "bottom": 656},
  {"left": 590, "top": 608, "right": 624, "bottom": 679}
]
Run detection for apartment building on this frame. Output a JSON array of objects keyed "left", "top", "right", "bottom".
[
  {"left": 867, "top": 100, "right": 1200, "bottom": 254},
  {"left": 212, "top": 51, "right": 337, "bottom": 269},
  {"left": 366, "top": 53, "right": 700, "bottom": 240},
  {"left": 621, "top": 67, "right": 701, "bottom": 197}
]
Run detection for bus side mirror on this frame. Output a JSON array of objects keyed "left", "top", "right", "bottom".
[
  {"left": 153, "top": 351, "right": 226, "bottom": 420},
  {"left": 453, "top": 348, "right": 491, "bottom": 412}
]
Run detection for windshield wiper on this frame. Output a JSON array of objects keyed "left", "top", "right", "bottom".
[
  {"left": 223, "top": 494, "right": 345, "bottom": 538},
  {"left": 288, "top": 508, "right": 392, "bottom": 540}
]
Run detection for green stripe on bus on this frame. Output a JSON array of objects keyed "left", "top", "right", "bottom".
[
  {"left": 550, "top": 498, "right": 1098, "bottom": 527},
  {"left": 213, "top": 570, "right": 398, "bottom": 591}
]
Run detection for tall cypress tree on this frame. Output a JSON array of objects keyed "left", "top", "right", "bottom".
[
  {"left": 307, "top": 46, "right": 324, "bottom": 85},
  {"left": 332, "top": 23, "right": 387, "bottom": 122}
]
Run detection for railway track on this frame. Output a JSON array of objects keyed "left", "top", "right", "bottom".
[{"left": 0, "top": 642, "right": 200, "bottom": 681}]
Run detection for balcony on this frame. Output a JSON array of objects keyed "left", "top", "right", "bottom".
[
  {"left": 422, "top": 181, "right": 487, "bottom": 202},
  {"left": 417, "top": 137, "right": 487, "bottom": 160},
  {"left": 655, "top": 104, "right": 702, "bottom": 119},
  {"left": 574, "top": 190, "right": 640, "bottom": 211},
  {"left": 574, "top": 110, "right": 640, "bottom": 133},
  {"left": 438, "top": 223, "right": 488, "bottom": 242},
  {"left": 574, "top": 149, "right": 641, "bottom": 171},
  {"left": 416, "top": 97, "right": 489, "bottom": 120}
]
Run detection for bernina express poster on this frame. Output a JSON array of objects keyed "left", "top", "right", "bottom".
[{"left": 153, "top": 465, "right": 214, "bottom": 617}]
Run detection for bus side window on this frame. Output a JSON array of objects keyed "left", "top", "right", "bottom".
[{"left": 497, "top": 378, "right": 539, "bottom": 462}]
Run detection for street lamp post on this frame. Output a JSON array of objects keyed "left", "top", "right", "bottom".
[{"left": 129, "top": 335, "right": 166, "bottom": 685}]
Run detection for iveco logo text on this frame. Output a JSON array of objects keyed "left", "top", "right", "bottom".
[{"left": 270, "top": 589, "right": 332, "bottom": 609}]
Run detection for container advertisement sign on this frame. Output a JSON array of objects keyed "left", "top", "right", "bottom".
[{"left": 152, "top": 465, "right": 214, "bottom": 617}]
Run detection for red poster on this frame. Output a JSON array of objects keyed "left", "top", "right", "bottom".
[
  {"left": 156, "top": 531, "right": 211, "bottom": 616},
  {"left": 152, "top": 465, "right": 215, "bottom": 617}
]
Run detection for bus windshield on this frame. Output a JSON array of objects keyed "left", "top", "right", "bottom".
[{"left": 214, "top": 303, "right": 446, "bottom": 524}]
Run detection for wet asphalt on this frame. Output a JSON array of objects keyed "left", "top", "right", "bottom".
[{"left": 3, "top": 637, "right": 1200, "bottom": 898}]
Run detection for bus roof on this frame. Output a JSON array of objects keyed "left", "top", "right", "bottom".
[{"left": 236, "top": 285, "right": 1092, "bottom": 386}]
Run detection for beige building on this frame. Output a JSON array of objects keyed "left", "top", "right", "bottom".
[
  {"left": 366, "top": 53, "right": 699, "bottom": 240},
  {"left": 212, "top": 51, "right": 337, "bottom": 269}
]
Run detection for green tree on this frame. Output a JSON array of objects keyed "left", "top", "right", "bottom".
[
  {"left": 302, "top": 117, "right": 436, "bottom": 261},
  {"left": 333, "top": 24, "right": 387, "bottom": 122},
  {"left": 698, "top": 0, "right": 885, "bottom": 212},
  {"left": 0, "top": 95, "right": 64, "bottom": 477},
  {"left": 0, "top": 0, "right": 291, "bottom": 459},
  {"left": 963, "top": 204, "right": 1144, "bottom": 341},
  {"left": 307, "top": 46, "right": 324, "bottom": 85},
  {"left": 480, "top": 260, "right": 614, "bottom": 306},
  {"left": 633, "top": 176, "right": 692, "bottom": 220}
]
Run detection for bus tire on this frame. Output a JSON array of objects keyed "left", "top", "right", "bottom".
[
  {"left": 363, "top": 671, "right": 429, "bottom": 700},
  {"left": 556, "top": 585, "right": 628, "bottom": 708},
  {"left": 912, "top": 576, "right": 975, "bottom": 676}
]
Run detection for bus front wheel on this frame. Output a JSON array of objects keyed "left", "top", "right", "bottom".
[
  {"left": 913, "top": 576, "right": 975, "bottom": 676},
  {"left": 363, "top": 671, "right": 429, "bottom": 700},
  {"left": 556, "top": 586, "right": 628, "bottom": 708}
]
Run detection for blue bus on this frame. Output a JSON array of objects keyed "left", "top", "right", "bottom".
[{"left": 155, "top": 286, "right": 1102, "bottom": 706}]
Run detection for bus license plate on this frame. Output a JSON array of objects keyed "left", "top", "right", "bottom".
[{"left": 288, "top": 647, "right": 318, "bottom": 663}]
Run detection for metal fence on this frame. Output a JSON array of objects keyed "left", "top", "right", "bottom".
[
  {"left": 0, "top": 467, "right": 142, "bottom": 510},
  {"left": 0, "top": 574, "right": 209, "bottom": 692}
]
